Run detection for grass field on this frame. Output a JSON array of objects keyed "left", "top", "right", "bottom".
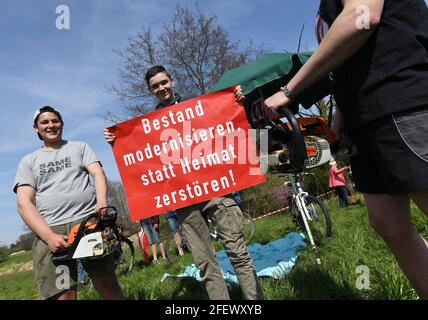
[{"left": 1, "top": 195, "right": 426, "bottom": 300}]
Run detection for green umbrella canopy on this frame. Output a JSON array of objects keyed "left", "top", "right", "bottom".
[{"left": 210, "top": 52, "right": 330, "bottom": 109}]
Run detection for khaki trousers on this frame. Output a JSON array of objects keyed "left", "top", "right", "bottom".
[{"left": 176, "top": 196, "right": 263, "bottom": 300}]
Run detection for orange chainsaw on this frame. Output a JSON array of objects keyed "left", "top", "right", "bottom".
[
  {"left": 52, "top": 207, "right": 118, "bottom": 261},
  {"left": 250, "top": 99, "right": 335, "bottom": 173}
]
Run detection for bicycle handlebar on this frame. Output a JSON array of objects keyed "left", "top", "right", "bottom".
[{"left": 300, "top": 172, "right": 316, "bottom": 176}]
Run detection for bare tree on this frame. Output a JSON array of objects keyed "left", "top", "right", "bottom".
[
  {"left": 297, "top": 23, "right": 305, "bottom": 53},
  {"left": 107, "top": 180, "right": 142, "bottom": 235},
  {"left": 107, "top": 180, "right": 131, "bottom": 223},
  {"left": 299, "top": 96, "right": 335, "bottom": 120},
  {"left": 9, "top": 232, "right": 35, "bottom": 252},
  {"left": 0, "top": 245, "right": 9, "bottom": 261},
  {"left": 106, "top": 4, "right": 268, "bottom": 123}
]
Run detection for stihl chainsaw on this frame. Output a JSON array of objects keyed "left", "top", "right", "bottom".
[
  {"left": 52, "top": 206, "right": 119, "bottom": 261},
  {"left": 250, "top": 99, "right": 335, "bottom": 173}
]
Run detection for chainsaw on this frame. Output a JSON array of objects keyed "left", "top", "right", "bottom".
[
  {"left": 52, "top": 206, "right": 119, "bottom": 262},
  {"left": 250, "top": 99, "right": 335, "bottom": 173}
]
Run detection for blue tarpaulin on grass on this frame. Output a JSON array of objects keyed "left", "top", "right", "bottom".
[{"left": 161, "top": 232, "right": 306, "bottom": 285}]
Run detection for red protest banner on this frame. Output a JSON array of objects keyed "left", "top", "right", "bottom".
[{"left": 109, "top": 87, "right": 266, "bottom": 221}]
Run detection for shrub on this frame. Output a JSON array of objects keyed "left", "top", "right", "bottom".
[{"left": 0, "top": 245, "right": 9, "bottom": 262}]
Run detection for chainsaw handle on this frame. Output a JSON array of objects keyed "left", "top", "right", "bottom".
[
  {"left": 249, "top": 99, "right": 307, "bottom": 173},
  {"left": 75, "top": 206, "right": 117, "bottom": 237},
  {"left": 276, "top": 107, "right": 307, "bottom": 172},
  {"left": 74, "top": 212, "right": 99, "bottom": 239},
  {"left": 96, "top": 206, "right": 117, "bottom": 220}
]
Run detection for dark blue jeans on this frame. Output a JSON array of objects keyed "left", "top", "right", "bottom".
[{"left": 335, "top": 186, "right": 349, "bottom": 208}]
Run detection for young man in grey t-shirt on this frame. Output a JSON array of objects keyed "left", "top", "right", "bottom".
[{"left": 14, "top": 106, "right": 123, "bottom": 300}]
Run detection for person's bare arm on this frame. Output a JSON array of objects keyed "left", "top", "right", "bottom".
[
  {"left": 16, "top": 186, "right": 68, "bottom": 252},
  {"left": 337, "top": 166, "right": 350, "bottom": 173},
  {"left": 265, "top": 0, "right": 384, "bottom": 114},
  {"left": 87, "top": 162, "right": 108, "bottom": 210}
]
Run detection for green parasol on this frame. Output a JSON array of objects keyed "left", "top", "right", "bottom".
[{"left": 210, "top": 52, "right": 330, "bottom": 110}]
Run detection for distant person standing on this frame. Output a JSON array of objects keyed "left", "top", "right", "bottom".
[
  {"left": 163, "top": 211, "right": 184, "bottom": 257},
  {"left": 140, "top": 215, "right": 166, "bottom": 264},
  {"left": 328, "top": 160, "right": 350, "bottom": 208}
]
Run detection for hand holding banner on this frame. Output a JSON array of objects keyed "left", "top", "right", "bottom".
[{"left": 109, "top": 87, "right": 265, "bottom": 221}]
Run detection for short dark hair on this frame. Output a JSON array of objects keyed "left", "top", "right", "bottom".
[
  {"left": 144, "top": 65, "right": 172, "bottom": 88},
  {"left": 33, "top": 106, "right": 64, "bottom": 140}
]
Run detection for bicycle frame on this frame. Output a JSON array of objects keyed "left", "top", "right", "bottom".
[{"left": 287, "top": 174, "right": 322, "bottom": 265}]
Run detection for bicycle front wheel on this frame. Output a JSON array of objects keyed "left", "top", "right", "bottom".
[
  {"left": 303, "top": 195, "right": 332, "bottom": 244},
  {"left": 114, "top": 237, "right": 135, "bottom": 276}
]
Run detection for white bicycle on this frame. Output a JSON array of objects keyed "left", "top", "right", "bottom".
[{"left": 286, "top": 173, "right": 332, "bottom": 264}]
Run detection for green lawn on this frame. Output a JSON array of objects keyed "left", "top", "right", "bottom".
[
  {"left": 1, "top": 196, "right": 426, "bottom": 300},
  {"left": 0, "top": 271, "right": 38, "bottom": 300}
]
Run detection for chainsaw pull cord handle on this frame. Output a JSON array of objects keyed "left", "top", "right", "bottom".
[{"left": 274, "top": 106, "right": 307, "bottom": 172}]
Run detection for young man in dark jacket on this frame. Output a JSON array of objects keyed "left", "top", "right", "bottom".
[{"left": 105, "top": 66, "right": 263, "bottom": 300}]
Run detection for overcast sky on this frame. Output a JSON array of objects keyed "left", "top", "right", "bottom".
[{"left": 1, "top": 0, "right": 426, "bottom": 245}]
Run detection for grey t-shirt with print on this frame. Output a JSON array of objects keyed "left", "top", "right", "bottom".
[{"left": 13, "top": 141, "right": 100, "bottom": 226}]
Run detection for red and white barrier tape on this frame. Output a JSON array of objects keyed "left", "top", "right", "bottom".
[
  {"left": 253, "top": 206, "right": 289, "bottom": 221},
  {"left": 317, "top": 190, "right": 335, "bottom": 199},
  {"left": 252, "top": 190, "right": 336, "bottom": 221}
]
